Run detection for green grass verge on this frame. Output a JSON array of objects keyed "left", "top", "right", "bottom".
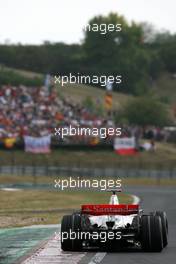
[{"left": 0, "top": 190, "right": 132, "bottom": 228}]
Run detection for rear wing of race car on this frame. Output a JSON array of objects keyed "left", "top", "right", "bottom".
[
  {"left": 81, "top": 204, "right": 139, "bottom": 216},
  {"left": 106, "top": 188, "right": 122, "bottom": 195}
]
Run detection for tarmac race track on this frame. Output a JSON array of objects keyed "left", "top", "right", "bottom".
[{"left": 1, "top": 185, "right": 175, "bottom": 264}]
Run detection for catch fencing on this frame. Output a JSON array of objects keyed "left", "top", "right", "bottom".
[{"left": 0, "top": 164, "right": 176, "bottom": 180}]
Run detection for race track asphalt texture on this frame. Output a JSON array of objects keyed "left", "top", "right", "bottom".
[{"left": 79, "top": 185, "right": 176, "bottom": 264}]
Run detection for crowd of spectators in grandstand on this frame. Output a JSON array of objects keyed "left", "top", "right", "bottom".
[
  {"left": 0, "top": 85, "right": 113, "bottom": 144},
  {"left": 0, "top": 85, "right": 172, "bottom": 147}
]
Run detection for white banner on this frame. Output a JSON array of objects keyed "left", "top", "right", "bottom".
[{"left": 24, "top": 135, "right": 51, "bottom": 153}]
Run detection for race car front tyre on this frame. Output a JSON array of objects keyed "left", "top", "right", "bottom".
[{"left": 156, "top": 211, "right": 168, "bottom": 247}]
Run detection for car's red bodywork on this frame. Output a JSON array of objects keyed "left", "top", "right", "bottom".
[{"left": 81, "top": 204, "right": 139, "bottom": 216}]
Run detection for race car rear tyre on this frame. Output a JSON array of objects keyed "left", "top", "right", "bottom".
[
  {"left": 61, "top": 215, "right": 73, "bottom": 251},
  {"left": 150, "top": 215, "right": 163, "bottom": 252},
  {"left": 141, "top": 215, "right": 151, "bottom": 251},
  {"left": 141, "top": 215, "right": 163, "bottom": 252},
  {"left": 61, "top": 214, "right": 82, "bottom": 251},
  {"left": 156, "top": 211, "right": 168, "bottom": 247},
  {"left": 72, "top": 214, "right": 82, "bottom": 251}
]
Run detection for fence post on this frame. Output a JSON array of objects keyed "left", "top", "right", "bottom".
[{"left": 32, "top": 159, "right": 37, "bottom": 186}]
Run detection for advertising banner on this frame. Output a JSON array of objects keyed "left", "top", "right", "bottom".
[
  {"left": 24, "top": 135, "right": 51, "bottom": 153},
  {"left": 114, "top": 137, "right": 137, "bottom": 155}
]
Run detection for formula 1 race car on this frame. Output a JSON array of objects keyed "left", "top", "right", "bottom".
[{"left": 61, "top": 190, "right": 168, "bottom": 252}]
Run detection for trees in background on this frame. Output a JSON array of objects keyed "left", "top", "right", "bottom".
[
  {"left": 119, "top": 97, "right": 171, "bottom": 126},
  {"left": 83, "top": 13, "right": 151, "bottom": 95},
  {"left": 0, "top": 13, "right": 175, "bottom": 96}
]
